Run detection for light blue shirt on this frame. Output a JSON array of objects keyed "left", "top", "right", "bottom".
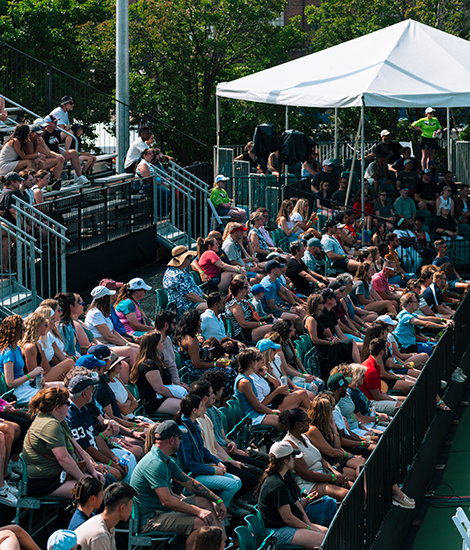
[
  {"left": 321, "top": 234, "right": 344, "bottom": 256},
  {"left": 393, "top": 310, "right": 417, "bottom": 347},
  {"left": 200, "top": 309, "right": 226, "bottom": 340}
]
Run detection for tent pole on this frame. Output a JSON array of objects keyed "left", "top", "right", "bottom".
[
  {"left": 334, "top": 107, "right": 338, "bottom": 159},
  {"left": 215, "top": 95, "right": 221, "bottom": 177},
  {"left": 285, "top": 106, "right": 289, "bottom": 179},
  {"left": 361, "top": 102, "right": 365, "bottom": 244},
  {"left": 447, "top": 107, "right": 451, "bottom": 171}
]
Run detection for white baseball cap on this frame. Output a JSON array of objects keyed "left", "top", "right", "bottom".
[
  {"left": 425, "top": 107, "right": 435, "bottom": 114},
  {"left": 90, "top": 285, "right": 116, "bottom": 299},
  {"left": 269, "top": 441, "right": 303, "bottom": 459},
  {"left": 377, "top": 314, "right": 397, "bottom": 326},
  {"left": 127, "top": 277, "right": 152, "bottom": 291},
  {"left": 380, "top": 129, "right": 390, "bottom": 137},
  {"left": 215, "top": 175, "right": 229, "bottom": 183}
]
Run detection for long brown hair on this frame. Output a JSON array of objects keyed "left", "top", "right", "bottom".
[
  {"left": 0, "top": 315, "right": 23, "bottom": 352},
  {"left": 308, "top": 393, "right": 335, "bottom": 440},
  {"left": 86, "top": 295, "right": 111, "bottom": 317},
  {"left": 354, "top": 261, "right": 373, "bottom": 284},
  {"left": 193, "top": 527, "right": 223, "bottom": 550},
  {"left": 275, "top": 199, "right": 294, "bottom": 226},
  {"left": 360, "top": 324, "right": 384, "bottom": 362},
  {"left": 256, "top": 454, "right": 292, "bottom": 495},
  {"left": 129, "top": 331, "right": 165, "bottom": 384},
  {"left": 197, "top": 236, "right": 216, "bottom": 259},
  {"left": 304, "top": 293, "right": 322, "bottom": 321}
]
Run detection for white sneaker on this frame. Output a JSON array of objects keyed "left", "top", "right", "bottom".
[
  {"left": 4, "top": 481, "right": 18, "bottom": 496},
  {"left": 76, "top": 175, "right": 90, "bottom": 185},
  {"left": 451, "top": 371, "right": 466, "bottom": 383},
  {"left": 0, "top": 486, "right": 17, "bottom": 506},
  {"left": 455, "top": 367, "right": 467, "bottom": 379}
]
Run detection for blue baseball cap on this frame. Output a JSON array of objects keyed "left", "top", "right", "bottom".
[
  {"left": 256, "top": 339, "right": 281, "bottom": 352},
  {"left": 47, "top": 530, "right": 77, "bottom": 550},
  {"left": 75, "top": 354, "right": 106, "bottom": 370},
  {"left": 251, "top": 284, "right": 265, "bottom": 296}
]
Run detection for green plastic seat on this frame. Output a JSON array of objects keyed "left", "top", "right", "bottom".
[
  {"left": 128, "top": 499, "right": 178, "bottom": 550},
  {"left": 235, "top": 526, "right": 256, "bottom": 550}
]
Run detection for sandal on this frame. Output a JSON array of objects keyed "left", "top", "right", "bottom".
[{"left": 436, "top": 400, "right": 452, "bottom": 412}]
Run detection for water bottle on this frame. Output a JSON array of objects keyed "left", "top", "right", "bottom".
[
  {"left": 281, "top": 376, "right": 288, "bottom": 387},
  {"left": 119, "top": 451, "right": 132, "bottom": 468},
  {"left": 35, "top": 373, "right": 43, "bottom": 389}
]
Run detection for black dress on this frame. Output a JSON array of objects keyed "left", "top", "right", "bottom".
[{"left": 135, "top": 359, "right": 170, "bottom": 414}]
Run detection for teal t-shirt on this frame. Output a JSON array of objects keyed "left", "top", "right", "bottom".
[{"left": 130, "top": 445, "right": 186, "bottom": 523}]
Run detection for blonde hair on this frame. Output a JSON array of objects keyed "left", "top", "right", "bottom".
[
  {"left": 19, "top": 312, "right": 47, "bottom": 347},
  {"left": 35, "top": 306, "right": 59, "bottom": 347},
  {"left": 350, "top": 363, "right": 367, "bottom": 387},
  {"left": 329, "top": 363, "right": 353, "bottom": 378},
  {"left": 292, "top": 198, "right": 309, "bottom": 222}
]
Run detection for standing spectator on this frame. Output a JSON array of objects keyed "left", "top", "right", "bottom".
[
  {"left": 49, "top": 96, "right": 75, "bottom": 149},
  {"left": 0, "top": 172, "right": 22, "bottom": 224},
  {"left": 124, "top": 126, "right": 152, "bottom": 174},
  {"left": 0, "top": 125, "right": 38, "bottom": 176},
  {"left": 393, "top": 186, "right": 417, "bottom": 224},
  {"left": 163, "top": 246, "right": 207, "bottom": 317},
  {"left": 411, "top": 107, "right": 442, "bottom": 170},
  {"left": 130, "top": 420, "right": 226, "bottom": 550},
  {"left": 75, "top": 482, "right": 138, "bottom": 550},
  {"left": 311, "top": 159, "right": 338, "bottom": 194}
]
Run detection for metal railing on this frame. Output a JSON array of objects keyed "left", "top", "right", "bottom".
[
  {"left": 0, "top": 218, "right": 42, "bottom": 317},
  {"left": 453, "top": 141, "right": 470, "bottom": 185},
  {"left": 0, "top": 40, "right": 211, "bottom": 171},
  {"left": 321, "top": 296, "right": 469, "bottom": 550},
  {"left": 13, "top": 196, "right": 69, "bottom": 300}
]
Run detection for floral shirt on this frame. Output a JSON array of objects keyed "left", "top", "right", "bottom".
[{"left": 162, "top": 267, "right": 203, "bottom": 317}]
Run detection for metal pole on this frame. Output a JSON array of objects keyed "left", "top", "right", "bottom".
[
  {"left": 447, "top": 107, "right": 451, "bottom": 171},
  {"left": 361, "top": 102, "right": 365, "bottom": 244},
  {"left": 116, "top": 0, "right": 129, "bottom": 173},
  {"left": 216, "top": 95, "right": 221, "bottom": 177},
  {"left": 285, "top": 106, "right": 289, "bottom": 179},
  {"left": 334, "top": 107, "right": 338, "bottom": 159}
]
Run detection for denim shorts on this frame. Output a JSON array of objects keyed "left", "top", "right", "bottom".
[{"left": 266, "top": 526, "right": 297, "bottom": 545}]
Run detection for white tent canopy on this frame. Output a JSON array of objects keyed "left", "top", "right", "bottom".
[{"left": 216, "top": 19, "right": 470, "bottom": 108}]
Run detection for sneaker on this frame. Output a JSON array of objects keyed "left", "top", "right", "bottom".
[
  {"left": 9, "top": 461, "right": 23, "bottom": 475},
  {"left": 440, "top": 380, "right": 447, "bottom": 389},
  {"left": 4, "top": 481, "right": 18, "bottom": 496},
  {"left": 451, "top": 370, "right": 466, "bottom": 383},
  {"left": 455, "top": 367, "right": 467, "bottom": 379},
  {"left": 76, "top": 175, "right": 90, "bottom": 185},
  {"left": 392, "top": 493, "right": 415, "bottom": 509},
  {"left": 0, "top": 486, "right": 17, "bottom": 507}
]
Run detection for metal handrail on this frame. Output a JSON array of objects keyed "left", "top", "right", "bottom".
[
  {"left": 12, "top": 197, "right": 70, "bottom": 241},
  {"left": 151, "top": 164, "right": 195, "bottom": 200},
  {"left": 0, "top": 219, "right": 42, "bottom": 253},
  {"left": 168, "top": 162, "right": 210, "bottom": 194}
]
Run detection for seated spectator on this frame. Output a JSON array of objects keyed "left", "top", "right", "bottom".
[
  {"left": 421, "top": 270, "right": 455, "bottom": 318},
  {"left": 393, "top": 185, "right": 417, "bottom": 224},
  {"left": 302, "top": 239, "right": 329, "bottom": 285},
  {"left": 337, "top": 271, "right": 378, "bottom": 325},
  {"left": 15, "top": 169, "right": 36, "bottom": 204},
  {"left": 374, "top": 190, "right": 395, "bottom": 231},
  {"left": 41, "top": 115, "right": 90, "bottom": 185},
  {"left": 47, "top": 530, "right": 77, "bottom": 550},
  {"left": 210, "top": 175, "right": 246, "bottom": 223},
  {"left": 260, "top": 260, "right": 304, "bottom": 334},
  {"left": 359, "top": 338, "right": 403, "bottom": 415},
  {"left": 371, "top": 220, "right": 387, "bottom": 247},
  {"left": 225, "top": 277, "right": 271, "bottom": 342},
  {"left": 155, "top": 309, "right": 187, "bottom": 387},
  {"left": 352, "top": 189, "right": 374, "bottom": 231},
  {"left": 316, "top": 181, "right": 333, "bottom": 215},
  {"left": 193, "top": 527, "right": 224, "bottom": 550},
  {"left": 163, "top": 245, "right": 207, "bottom": 317},
  {"left": 454, "top": 183, "right": 470, "bottom": 228},
  {"left": 257, "top": 441, "right": 327, "bottom": 548},
  {"left": 197, "top": 236, "right": 238, "bottom": 292},
  {"left": 222, "top": 223, "right": 262, "bottom": 283},
  {"left": 124, "top": 126, "right": 151, "bottom": 174},
  {"left": 97, "top": 279, "right": 137, "bottom": 344},
  {"left": 56, "top": 292, "right": 98, "bottom": 357},
  {"left": 328, "top": 282, "right": 363, "bottom": 344},
  {"left": 302, "top": 151, "right": 321, "bottom": 187},
  {"left": 393, "top": 293, "right": 442, "bottom": 355},
  {"left": 384, "top": 232, "right": 415, "bottom": 286},
  {"left": 280, "top": 408, "right": 348, "bottom": 503},
  {"left": 435, "top": 184, "right": 454, "bottom": 217},
  {"left": 321, "top": 220, "right": 360, "bottom": 274},
  {"left": 414, "top": 169, "right": 437, "bottom": 211},
  {"left": 286, "top": 240, "right": 325, "bottom": 296},
  {"left": 176, "top": 394, "right": 242, "bottom": 508},
  {"left": 25, "top": 123, "right": 63, "bottom": 184},
  {"left": 75, "top": 482, "right": 138, "bottom": 550},
  {"left": 352, "top": 262, "right": 397, "bottom": 315},
  {"left": 433, "top": 239, "right": 470, "bottom": 293},
  {"left": 332, "top": 176, "right": 353, "bottom": 207},
  {"left": 396, "top": 159, "right": 419, "bottom": 194},
  {"left": 68, "top": 476, "right": 104, "bottom": 530},
  {"left": 23, "top": 386, "right": 105, "bottom": 498},
  {"left": 437, "top": 170, "right": 458, "bottom": 197},
  {"left": 129, "top": 331, "right": 185, "bottom": 415},
  {"left": 234, "top": 347, "right": 279, "bottom": 427},
  {"left": 173, "top": 310, "right": 237, "bottom": 396},
  {"left": 49, "top": 95, "right": 75, "bottom": 149},
  {"left": 0, "top": 526, "right": 41, "bottom": 550},
  {"left": 371, "top": 260, "right": 402, "bottom": 304},
  {"left": 0, "top": 97, "right": 6, "bottom": 122},
  {"left": 367, "top": 155, "right": 395, "bottom": 193},
  {"left": 70, "top": 124, "right": 97, "bottom": 175},
  {"left": 311, "top": 159, "right": 338, "bottom": 195},
  {"left": 303, "top": 293, "right": 357, "bottom": 382},
  {"left": 0, "top": 418, "right": 18, "bottom": 506},
  {"left": 0, "top": 314, "right": 45, "bottom": 402},
  {"left": 290, "top": 199, "right": 322, "bottom": 240},
  {"left": 114, "top": 278, "right": 154, "bottom": 336},
  {"left": 0, "top": 125, "right": 38, "bottom": 176},
  {"left": 130, "top": 420, "right": 226, "bottom": 550},
  {"left": 305, "top": 393, "right": 364, "bottom": 480},
  {"left": 32, "top": 169, "right": 51, "bottom": 204},
  {"left": 433, "top": 206, "right": 459, "bottom": 240},
  {"left": 249, "top": 284, "right": 273, "bottom": 323},
  {"left": 248, "top": 211, "right": 283, "bottom": 260},
  {"left": 84, "top": 286, "right": 139, "bottom": 367},
  {"left": 391, "top": 146, "right": 420, "bottom": 174},
  {"left": 0, "top": 172, "right": 22, "bottom": 224},
  {"left": 66, "top": 374, "right": 134, "bottom": 482},
  {"left": 234, "top": 141, "right": 262, "bottom": 173},
  {"left": 200, "top": 293, "right": 227, "bottom": 340},
  {"left": 276, "top": 200, "right": 304, "bottom": 243},
  {"left": 135, "top": 148, "right": 170, "bottom": 214},
  {"left": 267, "top": 148, "right": 284, "bottom": 178}
]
